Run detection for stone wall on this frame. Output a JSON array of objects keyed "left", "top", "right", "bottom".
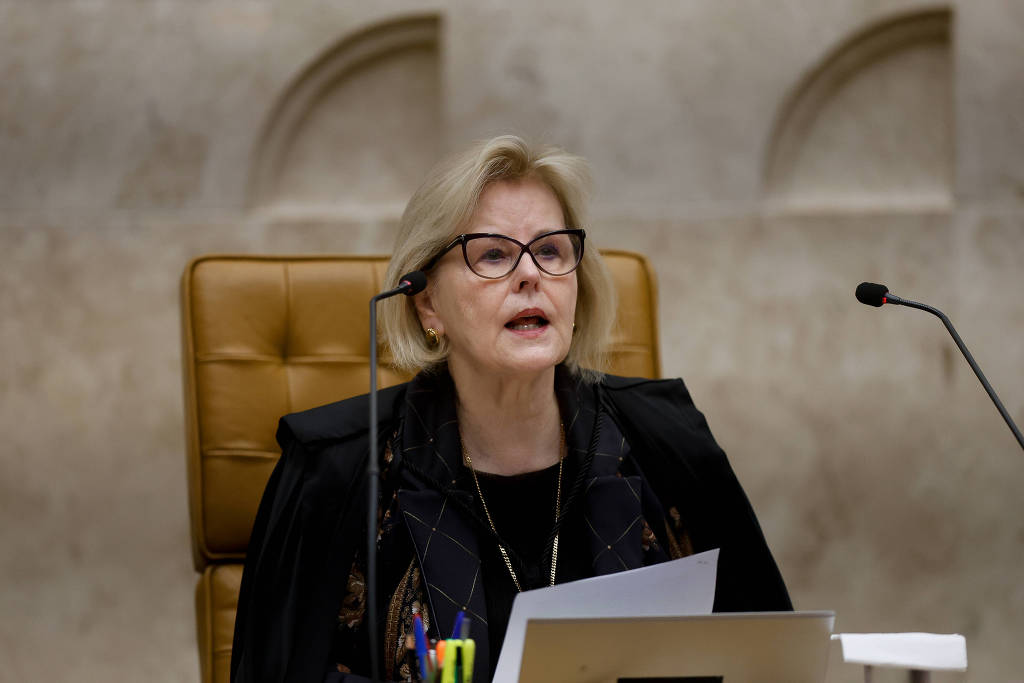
[{"left": 2, "top": 1, "right": 1022, "bottom": 681}]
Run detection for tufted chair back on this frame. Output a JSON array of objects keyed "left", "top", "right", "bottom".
[{"left": 180, "top": 251, "right": 661, "bottom": 683}]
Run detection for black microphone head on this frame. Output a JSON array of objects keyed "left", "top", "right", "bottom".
[
  {"left": 398, "top": 270, "right": 427, "bottom": 295},
  {"left": 856, "top": 282, "right": 889, "bottom": 307}
]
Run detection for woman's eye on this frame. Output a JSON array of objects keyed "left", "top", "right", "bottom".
[
  {"left": 534, "top": 243, "right": 561, "bottom": 259},
  {"left": 478, "top": 248, "right": 507, "bottom": 262}
]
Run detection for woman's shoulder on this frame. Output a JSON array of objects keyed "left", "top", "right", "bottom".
[
  {"left": 599, "top": 372, "right": 724, "bottom": 466},
  {"left": 600, "top": 372, "right": 690, "bottom": 392},
  {"left": 276, "top": 381, "right": 409, "bottom": 450},
  {"left": 600, "top": 373, "right": 696, "bottom": 411}
]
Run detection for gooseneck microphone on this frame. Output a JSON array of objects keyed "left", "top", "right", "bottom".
[
  {"left": 856, "top": 282, "right": 1024, "bottom": 452},
  {"left": 854, "top": 282, "right": 890, "bottom": 307},
  {"left": 367, "top": 271, "right": 426, "bottom": 682}
]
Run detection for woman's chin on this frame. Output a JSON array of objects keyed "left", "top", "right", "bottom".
[
  {"left": 490, "top": 346, "right": 568, "bottom": 377},
  {"left": 448, "top": 332, "right": 570, "bottom": 379}
]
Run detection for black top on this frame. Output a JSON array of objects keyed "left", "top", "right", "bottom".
[{"left": 474, "top": 460, "right": 595, "bottom": 676}]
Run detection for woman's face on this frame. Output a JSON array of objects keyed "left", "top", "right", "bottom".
[{"left": 416, "top": 177, "right": 578, "bottom": 380}]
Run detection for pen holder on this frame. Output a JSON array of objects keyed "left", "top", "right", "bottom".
[{"left": 415, "top": 637, "right": 474, "bottom": 683}]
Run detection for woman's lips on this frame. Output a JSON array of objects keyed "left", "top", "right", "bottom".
[
  {"left": 505, "top": 315, "right": 548, "bottom": 330},
  {"left": 504, "top": 307, "right": 550, "bottom": 336},
  {"left": 504, "top": 315, "right": 550, "bottom": 337}
]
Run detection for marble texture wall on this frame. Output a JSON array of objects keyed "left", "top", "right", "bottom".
[{"left": 2, "top": 1, "right": 1022, "bottom": 681}]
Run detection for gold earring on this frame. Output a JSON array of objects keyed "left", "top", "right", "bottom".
[{"left": 425, "top": 328, "right": 441, "bottom": 346}]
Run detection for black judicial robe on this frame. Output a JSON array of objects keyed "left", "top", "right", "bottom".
[{"left": 230, "top": 372, "right": 792, "bottom": 683}]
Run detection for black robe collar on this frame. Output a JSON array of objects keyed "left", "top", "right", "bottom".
[{"left": 391, "top": 366, "right": 665, "bottom": 680}]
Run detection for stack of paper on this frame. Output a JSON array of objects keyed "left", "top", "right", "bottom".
[
  {"left": 832, "top": 632, "right": 968, "bottom": 671},
  {"left": 492, "top": 548, "right": 719, "bottom": 682}
]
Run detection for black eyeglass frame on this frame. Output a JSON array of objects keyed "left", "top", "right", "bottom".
[{"left": 421, "top": 228, "right": 587, "bottom": 279}]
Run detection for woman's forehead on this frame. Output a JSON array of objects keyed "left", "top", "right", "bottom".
[{"left": 468, "top": 178, "right": 566, "bottom": 237}]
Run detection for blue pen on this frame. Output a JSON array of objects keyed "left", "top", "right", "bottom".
[
  {"left": 450, "top": 610, "right": 465, "bottom": 639},
  {"left": 413, "top": 614, "right": 429, "bottom": 680}
]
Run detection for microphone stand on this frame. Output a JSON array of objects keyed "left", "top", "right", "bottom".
[
  {"left": 367, "top": 291, "right": 386, "bottom": 683},
  {"left": 884, "top": 293, "right": 1024, "bottom": 452},
  {"left": 366, "top": 272, "right": 426, "bottom": 682}
]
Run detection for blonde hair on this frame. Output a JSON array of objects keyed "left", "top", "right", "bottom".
[{"left": 381, "top": 135, "right": 616, "bottom": 382}]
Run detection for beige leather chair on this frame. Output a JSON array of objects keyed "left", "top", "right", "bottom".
[{"left": 180, "top": 252, "right": 661, "bottom": 683}]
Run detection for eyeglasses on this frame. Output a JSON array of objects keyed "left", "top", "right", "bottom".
[{"left": 422, "top": 229, "right": 586, "bottom": 279}]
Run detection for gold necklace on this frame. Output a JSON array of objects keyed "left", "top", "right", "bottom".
[{"left": 462, "top": 424, "right": 565, "bottom": 592}]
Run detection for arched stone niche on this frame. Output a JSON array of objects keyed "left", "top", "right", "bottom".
[
  {"left": 247, "top": 14, "right": 441, "bottom": 222},
  {"left": 763, "top": 9, "right": 953, "bottom": 212}
]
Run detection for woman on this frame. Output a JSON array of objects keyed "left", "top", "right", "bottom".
[{"left": 231, "top": 136, "right": 791, "bottom": 683}]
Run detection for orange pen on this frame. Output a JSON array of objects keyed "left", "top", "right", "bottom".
[{"left": 436, "top": 639, "right": 447, "bottom": 670}]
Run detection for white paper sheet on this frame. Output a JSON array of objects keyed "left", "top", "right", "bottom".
[
  {"left": 491, "top": 548, "right": 719, "bottom": 683},
  {"left": 831, "top": 632, "right": 968, "bottom": 671}
]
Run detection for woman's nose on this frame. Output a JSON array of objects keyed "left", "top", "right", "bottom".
[{"left": 513, "top": 249, "right": 542, "bottom": 289}]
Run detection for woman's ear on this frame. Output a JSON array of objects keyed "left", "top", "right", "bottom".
[{"left": 413, "top": 287, "right": 444, "bottom": 335}]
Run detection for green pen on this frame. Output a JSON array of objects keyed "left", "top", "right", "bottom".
[
  {"left": 440, "top": 639, "right": 461, "bottom": 683},
  {"left": 461, "top": 638, "right": 475, "bottom": 683}
]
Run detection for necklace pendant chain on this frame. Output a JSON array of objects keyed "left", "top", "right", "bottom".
[
  {"left": 549, "top": 535, "right": 560, "bottom": 586},
  {"left": 464, "top": 423, "right": 565, "bottom": 593},
  {"left": 497, "top": 544, "right": 523, "bottom": 592}
]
